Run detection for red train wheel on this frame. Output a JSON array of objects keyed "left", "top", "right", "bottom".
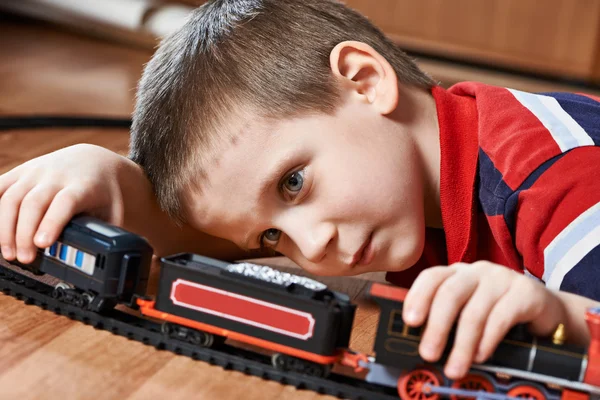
[
  {"left": 450, "top": 374, "right": 495, "bottom": 400},
  {"left": 398, "top": 369, "right": 441, "bottom": 400},
  {"left": 507, "top": 385, "right": 546, "bottom": 400}
]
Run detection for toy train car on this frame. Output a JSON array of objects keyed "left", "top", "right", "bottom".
[
  {"left": 5, "top": 217, "right": 600, "bottom": 400},
  {"left": 135, "top": 252, "right": 356, "bottom": 377},
  {"left": 9, "top": 216, "right": 152, "bottom": 312}
]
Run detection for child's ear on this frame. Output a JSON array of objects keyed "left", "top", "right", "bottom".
[{"left": 329, "top": 40, "right": 399, "bottom": 115}]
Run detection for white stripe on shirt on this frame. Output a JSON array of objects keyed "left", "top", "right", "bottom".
[
  {"left": 543, "top": 201, "right": 600, "bottom": 289},
  {"left": 508, "top": 89, "right": 594, "bottom": 152}
]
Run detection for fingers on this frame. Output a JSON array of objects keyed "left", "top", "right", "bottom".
[
  {"left": 402, "top": 262, "right": 548, "bottom": 382},
  {"left": 418, "top": 271, "right": 478, "bottom": 363},
  {"left": 475, "top": 278, "right": 543, "bottom": 363},
  {"left": 403, "top": 266, "right": 456, "bottom": 327},
  {"left": 35, "top": 187, "right": 86, "bottom": 249},
  {"left": 0, "top": 146, "right": 116, "bottom": 264},
  {"left": 15, "top": 184, "right": 61, "bottom": 263},
  {"left": 0, "top": 169, "right": 19, "bottom": 197},
  {"left": 443, "top": 280, "right": 506, "bottom": 379},
  {"left": 0, "top": 181, "right": 35, "bottom": 260},
  {"left": 0, "top": 180, "right": 87, "bottom": 264}
]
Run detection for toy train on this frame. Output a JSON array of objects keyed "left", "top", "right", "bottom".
[
  {"left": 11, "top": 216, "right": 152, "bottom": 312},
  {"left": 5, "top": 216, "right": 600, "bottom": 400}
]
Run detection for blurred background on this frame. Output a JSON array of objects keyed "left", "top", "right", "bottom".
[
  {"left": 4, "top": 0, "right": 600, "bottom": 92},
  {"left": 2, "top": 0, "right": 600, "bottom": 172}
]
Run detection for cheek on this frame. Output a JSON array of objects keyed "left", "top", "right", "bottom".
[
  {"left": 314, "top": 155, "right": 420, "bottom": 222},
  {"left": 354, "top": 163, "right": 422, "bottom": 218},
  {"left": 343, "top": 136, "right": 419, "bottom": 193},
  {"left": 389, "top": 220, "right": 426, "bottom": 270}
]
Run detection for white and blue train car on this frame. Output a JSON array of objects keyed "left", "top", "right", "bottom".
[
  {"left": 44, "top": 241, "right": 97, "bottom": 276},
  {"left": 12, "top": 216, "right": 153, "bottom": 311}
]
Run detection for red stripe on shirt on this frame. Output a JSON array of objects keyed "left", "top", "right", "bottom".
[
  {"left": 460, "top": 83, "right": 563, "bottom": 190},
  {"left": 514, "top": 146, "right": 600, "bottom": 278}
]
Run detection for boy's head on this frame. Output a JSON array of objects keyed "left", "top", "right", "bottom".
[{"left": 130, "top": 0, "right": 439, "bottom": 276}]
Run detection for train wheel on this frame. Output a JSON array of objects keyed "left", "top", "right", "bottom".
[
  {"left": 73, "top": 297, "right": 84, "bottom": 308},
  {"left": 161, "top": 322, "right": 173, "bottom": 336},
  {"left": 271, "top": 353, "right": 331, "bottom": 378},
  {"left": 188, "top": 330, "right": 215, "bottom": 348},
  {"left": 52, "top": 282, "right": 71, "bottom": 300},
  {"left": 398, "top": 368, "right": 441, "bottom": 400},
  {"left": 81, "top": 293, "right": 94, "bottom": 309},
  {"left": 161, "top": 322, "right": 221, "bottom": 348},
  {"left": 450, "top": 373, "right": 495, "bottom": 400},
  {"left": 303, "top": 361, "right": 331, "bottom": 378},
  {"left": 52, "top": 287, "right": 64, "bottom": 300},
  {"left": 507, "top": 385, "right": 546, "bottom": 400},
  {"left": 272, "top": 353, "right": 286, "bottom": 370}
]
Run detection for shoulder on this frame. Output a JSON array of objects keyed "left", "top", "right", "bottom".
[{"left": 476, "top": 88, "right": 600, "bottom": 192}]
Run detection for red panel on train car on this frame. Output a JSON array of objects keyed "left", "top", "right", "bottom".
[
  {"left": 369, "top": 282, "right": 408, "bottom": 302},
  {"left": 170, "top": 279, "right": 316, "bottom": 340}
]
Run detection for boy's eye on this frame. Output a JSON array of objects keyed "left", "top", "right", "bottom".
[
  {"left": 282, "top": 170, "right": 304, "bottom": 194},
  {"left": 260, "top": 228, "right": 281, "bottom": 248}
]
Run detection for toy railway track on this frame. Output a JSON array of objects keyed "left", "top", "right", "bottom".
[{"left": 0, "top": 264, "right": 398, "bottom": 400}]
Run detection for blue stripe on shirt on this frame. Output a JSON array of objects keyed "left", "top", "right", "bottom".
[
  {"left": 560, "top": 244, "right": 600, "bottom": 301},
  {"left": 478, "top": 149, "right": 513, "bottom": 217}
]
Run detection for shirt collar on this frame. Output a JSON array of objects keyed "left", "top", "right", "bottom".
[{"left": 432, "top": 84, "right": 480, "bottom": 264}]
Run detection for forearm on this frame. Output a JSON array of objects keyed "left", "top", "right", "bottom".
[{"left": 115, "top": 158, "right": 263, "bottom": 261}]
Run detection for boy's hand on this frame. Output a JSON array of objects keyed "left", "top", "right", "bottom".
[
  {"left": 402, "top": 261, "right": 566, "bottom": 380},
  {"left": 0, "top": 144, "right": 129, "bottom": 264}
]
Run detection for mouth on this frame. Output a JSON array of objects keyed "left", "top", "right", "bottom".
[{"left": 351, "top": 233, "right": 374, "bottom": 267}]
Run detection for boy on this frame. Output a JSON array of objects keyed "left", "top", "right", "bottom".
[{"left": 1, "top": 0, "right": 599, "bottom": 381}]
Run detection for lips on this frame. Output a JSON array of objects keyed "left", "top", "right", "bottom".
[{"left": 351, "top": 233, "right": 374, "bottom": 267}]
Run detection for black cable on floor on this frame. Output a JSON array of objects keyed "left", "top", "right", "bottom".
[{"left": 0, "top": 116, "right": 132, "bottom": 131}]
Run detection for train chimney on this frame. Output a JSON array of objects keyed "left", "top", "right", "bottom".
[{"left": 584, "top": 307, "right": 600, "bottom": 386}]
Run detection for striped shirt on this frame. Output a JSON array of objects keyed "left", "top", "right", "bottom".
[{"left": 386, "top": 82, "right": 600, "bottom": 301}]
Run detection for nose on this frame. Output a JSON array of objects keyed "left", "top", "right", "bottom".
[{"left": 283, "top": 216, "right": 336, "bottom": 264}]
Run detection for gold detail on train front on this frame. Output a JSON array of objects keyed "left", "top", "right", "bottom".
[
  {"left": 495, "top": 372, "right": 512, "bottom": 380},
  {"left": 546, "top": 383, "right": 562, "bottom": 391},
  {"left": 552, "top": 323, "right": 566, "bottom": 345}
]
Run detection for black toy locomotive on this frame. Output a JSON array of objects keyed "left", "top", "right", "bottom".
[
  {"left": 5, "top": 216, "right": 600, "bottom": 400},
  {"left": 365, "top": 283, "right": 600, "bottom": 400}
]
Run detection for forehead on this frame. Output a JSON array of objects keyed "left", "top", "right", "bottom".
[{"left": 185, "top": 115, "right": 288, "bottom": 242}]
